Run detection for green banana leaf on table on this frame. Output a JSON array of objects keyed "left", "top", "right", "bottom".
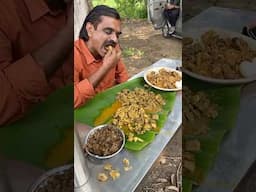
[
  {"left": 0, "top": 85, "right": 74, "bottom": 169},
  {"left": 75, "top": 77, "right": 177, "bottom": 151},
  {"left": 183, "top": 76, "right": 241, "bottom": 191}
]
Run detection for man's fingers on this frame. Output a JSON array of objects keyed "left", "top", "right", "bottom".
[{"left": 117, "top": 50, "right": 122, "bottom": 59}]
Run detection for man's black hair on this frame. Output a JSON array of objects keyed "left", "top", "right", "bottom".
[{"left": 79, "top": 5, "right": 121, "bottom": 41}]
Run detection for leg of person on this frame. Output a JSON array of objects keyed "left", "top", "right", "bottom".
[
  {"left": 169, "top": 8, "right": 180, "bottom": 27},
  {"left": 163, "top": 9, "right": 171, "bottom": 26}
]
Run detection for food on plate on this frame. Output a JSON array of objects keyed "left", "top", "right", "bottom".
[
  {"left": 146, "top": 68, "right": 181, "bottom": 89},
  {"left": 85, "top": 125, "right": 123, "bottom": 156},
  {"left": 183, "top": 30, "right": 256, "bottom": 79},
  {"left": 183, "top": 86, "right": 218, "bottom": 136},
  {"left": 183, "top": 86, "right": 218, "bottom": 177},
  {"left": 115, "top": 88, "right": 165, "bottom": 113},
  {"left": 112, "top": 88, "right": 165, "bottom": 142},
  {"left": 113, "top": 104, "right": 155, "bottom": 135}
]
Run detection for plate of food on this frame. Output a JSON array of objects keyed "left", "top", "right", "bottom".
[
  {"left": 182, "top": 83, "right": 240, "bottom": 190},
  {"left": 75, "top": 77, "right": 177, "bottom": 151},
  {"left": 144, "top": 67, "right": 182, "bottom": 91},
  {"left": 183, "top": 28, "right": 256, "bottom": 84}
]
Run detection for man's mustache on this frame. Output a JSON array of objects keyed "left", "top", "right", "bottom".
[{"left": 104, "top": 40, "right": 117, "bottom": 48}]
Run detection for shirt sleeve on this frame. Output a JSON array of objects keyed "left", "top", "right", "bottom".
[
  {"left": 0, "top": 31, "right": 49, "bottom": 126},
  {"left": 74, "top": 46, "right": 96, "bottom": 109},
  {"left": 115, "top": 59, "right": 129, "bottom": 84}
]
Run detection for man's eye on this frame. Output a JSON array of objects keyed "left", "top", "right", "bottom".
[{"left": 104, "top": 29, "right": 113, "bottom": 35}]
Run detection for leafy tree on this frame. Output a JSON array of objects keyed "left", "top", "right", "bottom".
[{"left": 114, "top": 0, "right": 147, "bottom": 18}]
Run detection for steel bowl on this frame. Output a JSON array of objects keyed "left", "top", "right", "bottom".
[
  {"left": 84, "top": 124, "right": 125, "bottom": 160},
  {"left": 28, "top": 164, "right": 73, "bottom": 192}
]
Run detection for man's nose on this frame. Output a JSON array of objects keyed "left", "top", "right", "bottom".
[{"left": 110, "top": 33, "right": 118, "bottom": 43}]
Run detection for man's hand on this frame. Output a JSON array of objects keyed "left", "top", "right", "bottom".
[
  {"left": 102, "top": 46, "right": 122, "bottom": 71},
  {"left": 88, "top": 45, "right": 122, "bottom": 88}
]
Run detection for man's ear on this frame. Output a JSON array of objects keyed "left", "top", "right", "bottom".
[{"left": 86, "top": 22, "right": 95, "bottom": 37}]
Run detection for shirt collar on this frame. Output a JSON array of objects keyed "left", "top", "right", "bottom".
[
  {"left": 24, "top": 0, "right": 50, "bottom": 22},
  {"left": 76, "top": 39, "right": 97, "bottom": 65}
]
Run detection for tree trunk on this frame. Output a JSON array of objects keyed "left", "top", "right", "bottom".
[
  {"left": 74, "top": 0, "right": 90, "bottom": 40},
  {"left": 87, "top": 0, "right": 93, "bottom": 9}
]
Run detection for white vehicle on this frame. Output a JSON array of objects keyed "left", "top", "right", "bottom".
[{"left": 147, "top": 0, "right": 182, "bottom": 38}]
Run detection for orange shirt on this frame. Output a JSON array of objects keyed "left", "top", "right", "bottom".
[
  {"left": 0, "top": 0, "right": 73, "bottom": 126},
  {"left": 74, "top": 39, "right": 129, "bottom": 108}
]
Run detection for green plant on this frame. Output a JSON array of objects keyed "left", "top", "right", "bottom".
[
  {"left": 92, "top": 0, "right": 147, "bottom": 18},
  {"left": 123, "top": 47, "right": 144, "bottom": 57},
  {"left": 114, "top": 0, "right": 147, "bottom": 19}
]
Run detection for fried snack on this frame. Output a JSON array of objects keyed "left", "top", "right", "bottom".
[
  {"left": 98, "top": 173, "right": 108, "bottom": 182},
  {"left": 123, "top": 158, "right": 130, "bottom": 167},
  {"left": 183, "top": 86, "right": 218, "bottom": 134},
  {"left": 124, "top": 166, "right": 133, "bottom": 171},
  {"left": 105, "top": 45, "right": 113, "bottom": 52},
  {"left": 183, "top": 30, "right": 256, "bottom": 79},
  {"left": 147, "top": 68, "right": 181, "bottom": 89},
  {"left": 104, "top": 163, "right": 113, "bottom": 171},
  {"left": 116, "top": 88, "right": 165, "bottom": 113},
  {"left": 112, "top": 88, "right": 165, "bottom": 140},
  {"left": 109, "top": 170, "right": 120, "bottom": 180},
  {"left": 182, "top": 86, "right": 218, "bottom": 176}
]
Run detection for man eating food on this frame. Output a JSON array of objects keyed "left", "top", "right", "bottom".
[{"left": 74, "top": 5, "right": 129, "bottom": 108}]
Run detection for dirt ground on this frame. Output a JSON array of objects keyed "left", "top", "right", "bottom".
[
  {"left": 119, "top": 19, "right": 182, "bottom": 192},
  {"left": 120, "top": 19, "right": 182, "bottom": 77}
]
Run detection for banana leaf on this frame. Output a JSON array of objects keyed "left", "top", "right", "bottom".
[
  {"left": 0, "top": 85, "right": 74, "bottom": 169},
  {"left": 75, "top": 77, "right": 176, "bottom": 151},
  {"left": 183, "top": 76, "right": 240, "bottom": 189},
  {"left": 183, "top": 178, "right": 193, "bottom": 192}
]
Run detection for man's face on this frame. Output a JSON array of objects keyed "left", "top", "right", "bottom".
[{"left": 86, "top": 16, "right": 122, "bottom": 58}]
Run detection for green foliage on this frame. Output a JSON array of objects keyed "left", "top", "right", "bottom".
[
  {"left": 92, "top": 0, "right": 116, "bottom": 7},
  {"left": 92, "top": 0, "right": 147, "bottom": 19},
  {"left": 114, "top": 0, "right": 147, "bottom": 18},
  {"left": 123, "top": 47, "right": 144, "bottom": 57}
]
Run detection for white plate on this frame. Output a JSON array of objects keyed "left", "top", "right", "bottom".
[
  {"left": 144, "top": 67, "right": 182, "bottom": 91},
  {"left": 183, "top": 27, "right": 256, "bottom": 84}
]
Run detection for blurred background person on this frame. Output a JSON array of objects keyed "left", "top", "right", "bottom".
[{"left": 0, "top": 0, "right": 74, "bottom": 126}]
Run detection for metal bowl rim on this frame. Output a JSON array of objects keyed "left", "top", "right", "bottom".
[
  {"left": 84, "top": 124, "right": 125, "bottom": 160},
  {"left": 28, "top": 164, "right": 73, "bottom": 192}
]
